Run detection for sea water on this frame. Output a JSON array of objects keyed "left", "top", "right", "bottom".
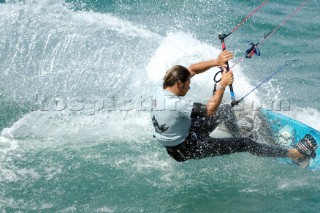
[{"left": 0, "top": 0, "right": 320, "bottom": 212}]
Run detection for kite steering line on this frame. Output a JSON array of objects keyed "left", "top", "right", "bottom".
[{"left": 213, "top": 0, "right": 309, "bottom": 107}]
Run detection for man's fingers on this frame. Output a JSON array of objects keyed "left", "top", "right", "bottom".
[
  {"left": 225, "top": 53, "right": 234, "bottom": 60},
  {"left": 218, "top": 50, "right": 234, "bottom": 66},
  {"left": 229, "top": 71, "right": 233, "bottom": 77},
  {"left": 222, "top": 50, "right": 233, "bottom": 56},
  {"left": 220, "top": 66, "right": 227, "bottom": 73}
]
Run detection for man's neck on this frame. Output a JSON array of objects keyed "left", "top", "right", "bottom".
[{"left": 165, "top": 87, "right": 180, "bottom": 96}]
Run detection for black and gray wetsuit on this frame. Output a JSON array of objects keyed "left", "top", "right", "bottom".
[{"left": 151, "top": 90, "right": 288, "bottom": 162}]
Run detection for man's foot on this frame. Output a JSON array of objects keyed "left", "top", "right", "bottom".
[
  {"left": 294, "top": 157, "right": 310, "bottom": 168},
  {"left": 294, "top": 134, "right": 318, "bottom": 168}
]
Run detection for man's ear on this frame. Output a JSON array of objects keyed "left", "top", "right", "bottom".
[{"left": 176, "top": 81, "right": 183, "bottom": 90}]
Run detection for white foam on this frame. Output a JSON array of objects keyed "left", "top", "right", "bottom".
[
  {"left": 1, "top": 110, "right": 153, "bottom": 143},
  {"left": 282, "top": 107, "right": 320, "bottom": 131},
  {"left": 277, "top": 177, "right": 309, "bottom": 190},
  {"left": 146, "top": 32, "right": 215, "bottom": 81},
  {"left": 0, "top": 135, "right": 19, "bottom": 167},
  {"left": 0, "top": 0, "right": 161, "bottom": 101},
  {"left": 94, "top": 206, "right": 116, "bottom": 213},
  {"left": 2, "top": 0, "right": 161, "bottom": 40},
  {"left": 73, "top": 11, "right": 162, "bottom": 40},
  {"left": 239, "top": 188, "right": 260, "bottom": 193},
  {"left": 0, "top": 134, "right": 20, "bottom": 183}
]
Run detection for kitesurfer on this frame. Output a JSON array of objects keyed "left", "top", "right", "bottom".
[{"left": 151, "top": 50, "right": 317, "bottom": 167}]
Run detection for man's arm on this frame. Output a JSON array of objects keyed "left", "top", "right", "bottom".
[
  {"left": 190, "top": 87, "right": 225, "bottom": 118},
  {"left": 206, "top": 84, "right": 226, "bottom": 116},
  {"left": 206, "top": 68, "right": 233, "bottom": 116},
  {"left": 187, "top": 50, "right": 233, "bottom": 77},
  {"left": 189, "top": 68, "right": 234, "bottom": 117}
]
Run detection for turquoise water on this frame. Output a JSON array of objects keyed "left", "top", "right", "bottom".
[{"left": 0, "top": 0, "right": 320, "bottom": 212}]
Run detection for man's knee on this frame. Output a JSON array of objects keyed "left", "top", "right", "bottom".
[
  {"left": 219, "top": 104, "right": 233, "bottom": 113},
  {"left": 217, "top": 104, "right": 235, "bottom": 119}
]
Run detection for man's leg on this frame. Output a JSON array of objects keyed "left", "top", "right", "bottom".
[
  {"left": 216, "top": 104, "right": 241, "bottom": 137},
  {"left": 191, "top": 104, "right": 241, "bottom": 137},
  {"left": 178, "top": 136, "right": 288, "bottom": 160}
]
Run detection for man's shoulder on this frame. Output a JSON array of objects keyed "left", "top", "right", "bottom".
[{"left": 152, "top": 89, "right": 178, "bottom": 100}]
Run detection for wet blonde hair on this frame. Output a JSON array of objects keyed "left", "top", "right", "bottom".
[{"left": 163, "top": 65, "right": 190, "bottom": 89}]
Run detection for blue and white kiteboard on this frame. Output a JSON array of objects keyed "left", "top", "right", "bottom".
[{"left": 259, "top": 109, "right": 320, "bottom": 170}]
